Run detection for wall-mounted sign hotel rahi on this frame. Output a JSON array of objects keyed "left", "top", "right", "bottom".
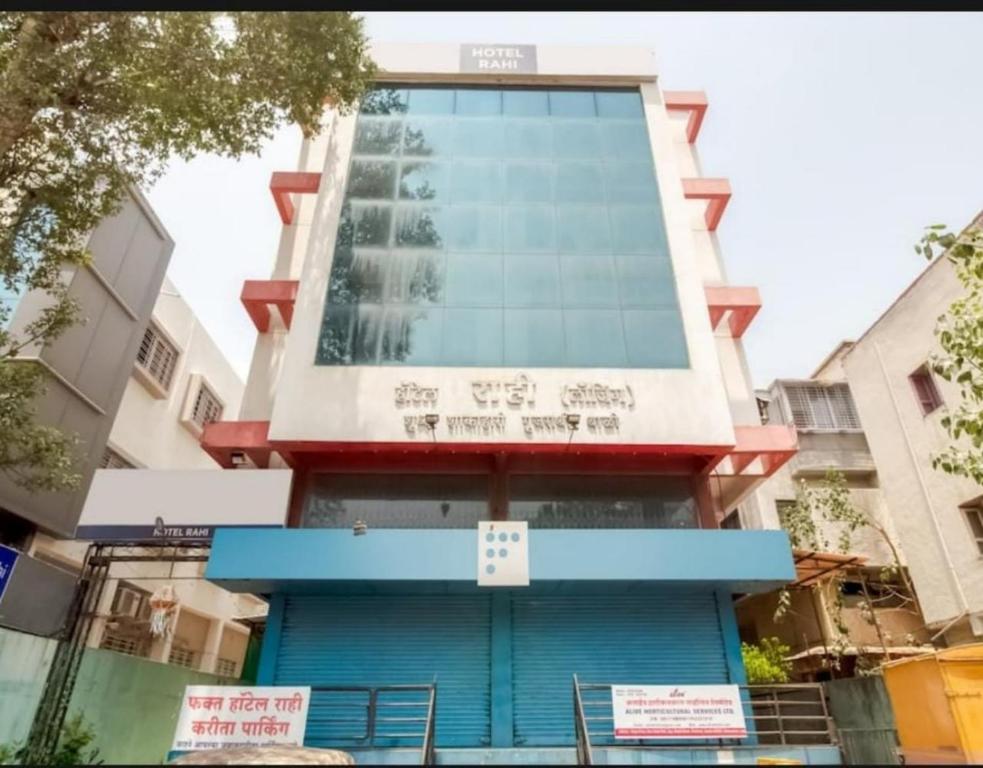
[{"left": 460, "top": 44, "right": 537, "bottom": 74}]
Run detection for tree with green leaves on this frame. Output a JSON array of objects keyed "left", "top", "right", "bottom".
[
  {"left": 0, "top": 12, "right": 375, "bottom": 491},
  {"left": 916, "top": 218, "right": 983, "bottom": 484},
  {"left": 775, "top": 469, "right": 919, "bottom": 672},
  {"left": 741, "top": 637, "right": 792, "bottom": 684}
]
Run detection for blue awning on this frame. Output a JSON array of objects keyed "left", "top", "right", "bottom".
[{"left": 206, "top": 528, "right": 794, "bottom": 595}]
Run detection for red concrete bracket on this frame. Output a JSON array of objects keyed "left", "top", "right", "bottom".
[
  {"left": 201, "top": 421, "right": 278, "bottom": 469},
  {"left": 241, "top": 280, "right": 299, "bottom": 333},
  {"left": 714, "top": 425, "right": 798, "bottom": 478},
  {"left": 682, "top": 178, "right": 732, "bottom": 231},
  {"left": 705, "top": 285, "right": 762, "bottom": 338},
  {"left": 664, "top": 90, "right": 708, "bottom": 143},
  {"left": 270, "top": 172, "right": 321, "bottom": 225}
]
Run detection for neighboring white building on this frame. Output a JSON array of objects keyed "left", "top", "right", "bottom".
[
  {"left": 737, "top": 343, "right": 931, "bottom": 679},
  {"left": 31, "top": 277, "right": 266, "bottom": 678},
  {"left": 842, "top": 212, "right": 983, "bottom": 647}
]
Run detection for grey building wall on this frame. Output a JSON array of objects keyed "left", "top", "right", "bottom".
[{"left": 0, "top": 189, "right": 172, "bottom": 636}]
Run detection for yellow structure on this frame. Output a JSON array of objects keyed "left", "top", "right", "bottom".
[{"left": 881, "top": 643, "right": 983, "bottom": 764}]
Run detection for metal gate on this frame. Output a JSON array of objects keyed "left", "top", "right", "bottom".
[{"left": 826, "top": 676, "right": 900, "bottom": 765}]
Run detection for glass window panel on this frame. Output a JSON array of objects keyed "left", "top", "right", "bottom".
[
  {"left": 320, "top": 85, "right": 688, "bottom": 370},
  {"left": 601, "top": 121, "right": 651, "bottom": 158},
  {"left": 509, "top": 475, "right": 697, "bottom": 529},
  {"left": 554, "top": 162, "right": 604, "bottom": 203},
  {"left": 609, "top": 206, "right": 667, "bottom": 254},
  {"left": 387, "top": 251, "right": 445, "bottom": 305},
  {"left": 379, "top": 306, "right": 444, "bottom": 365},
  {"left": 444, "top": 207, "right": 502, "bottom": 252},
  {"left": 347, "top": 160, "right": 397, "bottom": 200},
  {"left": 563, "top": 309, "right": 627, "bottom": 367},
  {"left": 394, "top": 206, "right": 445, "bottom": 249},
  {"left": 505, "top": 163, "right": 553, "bottom": 204},
  {"left": 353, "top": 118, "right": 403, "bottom": 155},
  {"left": 505, "top": 207, "right": 555, "bottom": 253},
  {"left": 442, "top": 308, "right": 503, "bottom": 365},
  {"left": 549, "top": 90, "right": 596, "bottom": 118},
  {"left": 403, "top": 119, "right": 454, "bottom": 157},
  {"left": 360, "top": 87, "right": 408, "bottom": 115},
  {"left": 302, "top": 473, "right": 489, "bottom": 529},
  {"left": 623, "top": 309, "right": 689, "bottom": 368},
  {"left": 407, "top": 88, "right": 455, "bottom": 114},
  {"left": 398, "top": 162, "right": 447, "bottom": 201},
  {"left": 553, "top": 123, "right": 601, "bottom": 158},
  {"left": 504, "top": 121, "right": 552, "bottom": 159},
  {"left": 615, "top": 255, "right": 678, "bottom": 308},
  {"left": 504, "top": 309, "right": 565, "bottom": 366},
  {"left": 444, "top": 252, "right": 503, "bottom": 307},
  {"left": 450, "top": 162, "right": 503, "bottom": 203},
  {"left": 560, "top": 253, "right": 619, "bottom": 307},
  {"left": 555, "top": 206, "right": 611, "bottom": 253},
  {"left": 503, "top": 90, "right": 549, "bottom": 117},
  {"left": 456, "top": 88, "right": 502, "bottom": 115},
  {"left": 327, "top": 249, "right": 390, "bottom": 304},
  {"left": 350, "top": 204, "right": 392, "bottom": 248},
  {"left": 595, "top": 90, "right": 644, "bottom": 119},
  {"left": 603, "top": 162, "right": 659, "bottom": 203},
  {"left": 316, "top": 304, "right": 356, "bottom": 364},
  {"left": 504, "top": 253, "right": 561, "bottom": 307},
  {"left": 454, "top": 120, "right": 504, "bottom": 158}
]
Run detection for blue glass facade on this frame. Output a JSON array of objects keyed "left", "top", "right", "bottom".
[{"left": 316, "top": 85, "right": 688, "bottom": 369}]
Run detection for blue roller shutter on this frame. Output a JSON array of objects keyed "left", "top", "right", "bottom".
[
  {"left": 276, "top": 594, "right": 492, "bottom": 748},
  {"left": 511, "top": 590, "right": 729, "bottom": 747}
]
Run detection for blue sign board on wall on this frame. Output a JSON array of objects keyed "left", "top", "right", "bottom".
[{"left": 0, "top": 544, "right": 19, "bottom": 604}]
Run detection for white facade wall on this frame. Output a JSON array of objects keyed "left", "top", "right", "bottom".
[
  {"left": 107, "top": 276, "right": 244, "bottom": 468},
  {"left": 843, "top": 254, "right": 983, "bottom": 640}
]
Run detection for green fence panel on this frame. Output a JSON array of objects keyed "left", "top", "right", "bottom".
[
  {"left": 0, "top": 627, "right": 58, "bottom": 747},
  {"left": 826, "top": 676, "right": 901, "bottom": 765}
]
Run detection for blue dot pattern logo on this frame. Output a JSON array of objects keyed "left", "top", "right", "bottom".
[
  {"left": 478, "top": 522, "right": 528, "bottom": 586},
  {"left": 499, "top": 548, "right": 508, "bottom": 558},
  {"left": 486, "top": 564, "right": 496, "bottom": 575},
  {"left": 486, "top": 548, "right": 495, "bottom": 558}
]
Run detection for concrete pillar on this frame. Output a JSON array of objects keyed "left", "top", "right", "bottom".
[
  {"left": 87, "top": 578, "right": 119, "bottom": 649},
  {"left": 200, "top": 618, "right": 225, "bottom": 674}
]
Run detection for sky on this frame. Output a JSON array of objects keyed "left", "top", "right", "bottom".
[{"left": 146, "top": 12, "right": 983, "bottom": 388}]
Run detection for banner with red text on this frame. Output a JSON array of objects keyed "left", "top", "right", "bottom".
[
  {"left": 171, "top": 686, "right": 310, "bottom": 752},
  {"left": 611, "top": 684, "right": 747, "bottom": 739}
]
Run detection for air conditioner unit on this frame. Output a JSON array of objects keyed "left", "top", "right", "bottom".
[{"left": 114, "top": 587, "right": 144, "bottom": 619}]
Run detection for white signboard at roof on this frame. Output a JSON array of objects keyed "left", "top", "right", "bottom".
[
  {"left": 77, "top": 469, "right": 292, "bottom": 541},
  {"left": 611, "top": 684, "right": 747, "bottom": 739},
  {"left": 172, "top": 685, "right": 310, "bottom": 752}
]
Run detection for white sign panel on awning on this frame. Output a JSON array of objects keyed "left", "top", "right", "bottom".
[
  {"left": 171, "top": 685, "right": 310, "bottom": 752},
  {"left": 477, "top": 521, "right": 529, "bottom": 587},
  {"left": 611, "top": 684, "right": 747, "bottom": 739}
]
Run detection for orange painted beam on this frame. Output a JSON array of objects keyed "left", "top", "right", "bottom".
[
  {"left": 705, "top": 285, "right": 762, "bottom": 338},
  {"left": 683, "top": 178, "right": 732, "bottom": 231},
  {"left": 664, "top": 90, "right": 708, "bottom": 143},
  {"left": 201, "top": 420, "right": 279, "bottom": 469},
  {"left": 270, "top": 172, "right": 321, "bottom": 225},
  {"left": 241, "top": 280, "right": 300, "bottom": 333}
]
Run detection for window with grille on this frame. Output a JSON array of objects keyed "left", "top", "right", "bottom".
[
  {"left": 782, "top": 382, "right": 862, "bottom": 432},
  {"left": 190, "top": 382, "right": 223, "bottom": 429},
  {"left": 215, "top": 657, "right": 238, "bottom": 678},
  {"left": 100, "top": 447, "right": 135, "bottom": 469},
  {"left": 169, "top": 646, "right": 197, "bottom": 669},
  {"left": 910, "top": 365, "right": 943, "bottom": 415},
  {"left": 135, "top": 323, "right": 178, "bottom": 392},
  {"left": 965, "top": 507, "right": 983, "bottom": 555}
]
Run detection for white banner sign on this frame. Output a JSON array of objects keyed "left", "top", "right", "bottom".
[
  {"left": 172, "top": 685, "right": 310, "bottom": 752},
  {"left": 611, "top": 684, "right": 747, "bottom": 739},
  {"left": 477, "top": 521, "right": 529, "bottom": 586}
]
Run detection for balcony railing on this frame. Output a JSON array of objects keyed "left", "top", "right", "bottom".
[{"left": 573, "top": 678, "right": 836, "bottom": 765}]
